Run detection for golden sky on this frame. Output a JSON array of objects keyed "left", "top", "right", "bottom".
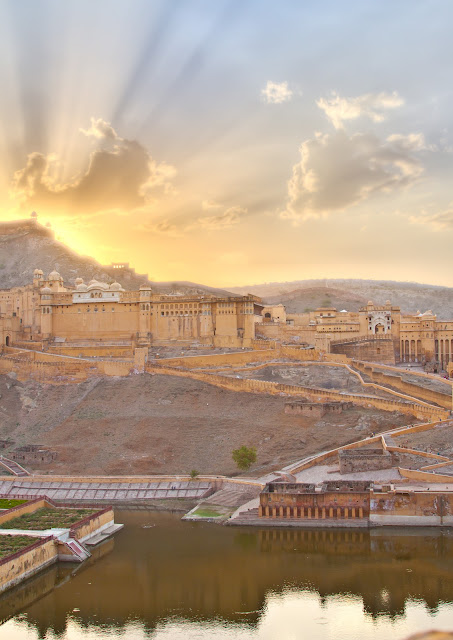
[{"left": 1, "top": 1, "right": 453, "bottom": 287}]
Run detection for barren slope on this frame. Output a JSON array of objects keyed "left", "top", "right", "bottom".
[{"left": 0, "top": 373, "right": 412, "bottom": 476}]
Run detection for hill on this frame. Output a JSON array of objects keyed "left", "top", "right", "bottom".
[
  {"left": 0, "top": 372, "right": 410, "bottom": 476},
  {"left": 229, "top": 279, "right": 453, "bottom": 319},
  {"left": 0, "top": 219, "right": 233, "bottom": 297}
]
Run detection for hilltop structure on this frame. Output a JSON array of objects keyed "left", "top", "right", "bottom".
[
  {"left": 0, "top": 256, "right": 452, "bottom": 373},
  {"left": 0, "top": 269, "right": 262, "bottom": 349},
  {"left": 258, "top": 301, "right": 453, "bottom": 371}
]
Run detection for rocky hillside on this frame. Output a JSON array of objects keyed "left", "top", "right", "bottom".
[
  {"left": 0, "top": 372, "right": 410, "bottom": 476},
  {"left": 0, "top": 219, "right": 232, "bottom": 296},
  {"left": 230, "top": 279, "right": 453, "bottom": 319}
]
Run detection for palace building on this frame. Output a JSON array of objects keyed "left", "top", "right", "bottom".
[
  {"left": 0, "top": 269, "right": 263, "bottom": 350},
  {"left": 1, "top": 270, "right": 453, "bottom": 373}
]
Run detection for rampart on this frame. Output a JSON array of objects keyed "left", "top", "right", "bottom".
[
  {"left": 145, "top": 364, "right": 448, "bottom": 421},
  {"left": 354, "top": 361, "right": 452, "bottom": 409}
]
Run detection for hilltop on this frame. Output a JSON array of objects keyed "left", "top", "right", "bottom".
[
  {"left": 229, "top": 279, "right": 453, "bottom": 319},
  {"left": 0, "top": 219, "right": 233, "bottom": 297}
]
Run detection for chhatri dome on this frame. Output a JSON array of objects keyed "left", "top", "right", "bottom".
[{"left": 48, "top": 270, "right": 62, "bottom": 281}]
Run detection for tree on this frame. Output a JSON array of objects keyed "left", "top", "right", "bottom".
[
  {"left": 189, "top": 469, "right": 199, "bottom": 480},
  {"left": 232, "top": 446, "right": 257, "bottom": 471}
]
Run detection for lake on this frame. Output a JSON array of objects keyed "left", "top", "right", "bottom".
[{"left": 0, "top": 509, "right": 452, "bottom": 639}]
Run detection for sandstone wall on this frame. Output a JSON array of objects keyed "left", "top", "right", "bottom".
[
  {"left": 354, "top": 362, "right": 452, "bottom": 409},
  {"left": 0, "top": 537, "right": 57, "bottom": 594}
]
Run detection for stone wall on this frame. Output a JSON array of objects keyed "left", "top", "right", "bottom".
[
  {"left": 69, "top": 506, "right": 114, "bottom": 542},
  {"left": 331, "top": 338, "right": 396, "bottom": 365},
  {"left": 370, "top": 489, "right": 453, "bottom": 526},
  {"left": 146, "top": 364, "right": 447, "bottom": 421},
  {"left": 339, "top": 448, "right": 393, "bottom": 474},
  {"left": 285, "top": 401, "right": 353, "bottom": 418},
  {"left": 354, "top": 361, "right": 452, "bottom": 410},
  {"left": 0, "top": 536, "right": 57, "bottom": 594}
]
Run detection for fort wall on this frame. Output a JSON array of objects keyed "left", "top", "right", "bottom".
[
  {"left": 354, "top": 361, "right": 452, "bottom": 409},
  {"left": 145, "top": 365, "right": 447, "bottom": 420}
]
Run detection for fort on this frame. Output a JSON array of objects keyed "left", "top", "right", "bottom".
[{"left": 1, "top": 269, "right": 453, "bottom": 375}]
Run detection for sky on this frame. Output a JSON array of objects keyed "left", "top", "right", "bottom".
[{"left": 1, "top": 0, "right": 453, "bottom": 287}]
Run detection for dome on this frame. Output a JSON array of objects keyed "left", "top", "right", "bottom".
[
  {"left": 38, "top": 269, "right": 43, "bottom": 275},
  {"left": 48, "top": 270, "right": 62, "bottom": 281},
  {"left": 367, "top": 300, "right": 373, "bottom": 305},
  {"left": 41, "top": 286, "right": 52, "bottom": 294},
  {"left": 109, "top": 282, "right": 123, "bottom": 291},
  {"left": 139, "top": 284, "right": 152, "bottom": 291},
  {"left": 87, "top": 280, "right": 109, "bottom": 291},
  {"left": 74, "top": 277, "right": 84, "bottom": 285},
  {"left": 76, "top": 283, "right": 88, "bottom": 292},
  {"left": 33, "top": 268, "right": 40, "bottom": 275}
]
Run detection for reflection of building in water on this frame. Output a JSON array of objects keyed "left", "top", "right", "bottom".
[
  {"left": 11, "top": 512, "right": 453, "bottom": 634},
  {"left": 0, "top": 537, "right": 114, "bottom": 628}
]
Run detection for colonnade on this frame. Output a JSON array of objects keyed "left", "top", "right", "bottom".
[
  {"left": 401, "top": 338, "right": 453, "bottom": 367},
  {"left": 258, "top": 505, "right": 366, "bottom": 519}
]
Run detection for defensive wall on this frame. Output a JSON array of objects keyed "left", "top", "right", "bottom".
[
  {"left": 330, "top": 336, "right": 396, "bottom": 365},
  {"left": 283, "top": 419, "right": 451, "bottom": 475},
  {"left": 354, "top": 361, "right": 452, "bottom": 410},
  {"left": 146, "top": 363, "right": 448, "bottom": 421}
]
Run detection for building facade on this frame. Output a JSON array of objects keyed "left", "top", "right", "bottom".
[{"left": 0, "top": 270, "right": 262, "bottom": 349}]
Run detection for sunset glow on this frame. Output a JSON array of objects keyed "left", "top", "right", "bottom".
[{"left": 1, "top": 1, "right": 453, "bottom": 286}]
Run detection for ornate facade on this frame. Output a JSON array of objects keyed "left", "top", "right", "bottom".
[{"left": 0, "top": 270, "right": 262, "bottom": 349}]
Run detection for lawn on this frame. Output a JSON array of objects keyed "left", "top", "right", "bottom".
[
  {"left": 0, "top": 508, "right": 97, "bottom": 530},
  {"left": 0, "top": 499, "right": 28, "bottom": 510},
  {"left": 0, "top": 535, "right": 38, "bottom": 558}
]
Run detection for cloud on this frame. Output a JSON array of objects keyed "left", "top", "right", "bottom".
[
  {"left": 409, "top": 209, "right": 453, "bottom": 231},
  {"left": 11, "top": 118, "right": 176, "bottom": 214},
  {"left": 197, "top": 205, "right": 246, "bottom": 229},
  {"left": 80, "top": 117, "right": 118, "bottom": 140},
  {"left": 261, "top": 81, "right": 293, "bottom": 104},
  {"left": 282, "top": 130, "right": 424, "bottom": 222},
  {"left": 317, "top": 91, "right": 404, "bottom": 129},
  {"left": 201, "top": 199, "right": 222, "bottom": 210}
]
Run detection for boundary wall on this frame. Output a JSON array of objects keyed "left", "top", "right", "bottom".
[
  {"left": 354, "top": 361, "right": 452, "bottom": 410},
  {"left": 0, "top": 536, "right": 56, "bottom": 594},
  {"left": 146, "top": 364, "right": 448, "bottom": 421}
]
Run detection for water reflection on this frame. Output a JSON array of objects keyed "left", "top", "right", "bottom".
[{"left": 0, "top": 510, "right": 452, "bottom": 639}]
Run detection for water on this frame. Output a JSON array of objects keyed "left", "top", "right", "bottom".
[{"left": 0, "top": 510, "right": 452, "bottom": 639}]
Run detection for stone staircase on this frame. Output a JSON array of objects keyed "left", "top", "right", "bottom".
[
  {"left": 0, "top": 456, "right": 30, "bottom": 477},
  {"left": 201, "top": 485, "right": 261, "bottom": 508}
]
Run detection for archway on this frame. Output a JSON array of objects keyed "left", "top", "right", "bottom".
[
  {"left": 5, "top": 336, "right": 10, "bottom": 346},
  {"left": 374, "top": 323, "right": 385, "bottom": 334}
]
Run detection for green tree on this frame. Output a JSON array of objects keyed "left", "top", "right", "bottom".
[
  {"left": 189, "top": 469, "right": 199, "bottom": 480},
  {"left": 232, "top": 446, "right": 257, "bottom": 471}
]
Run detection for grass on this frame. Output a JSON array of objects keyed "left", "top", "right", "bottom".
[
  {"left": 0, "top": 499, "right": 27, "bottom": 510},
  {"left": 0, "top": 508, "right": 97, "bottom": 530},
  {"left": 0, "top": 535, "right": 38, "bottom": 558},
  {"left": 192, "top": 507, "right": 224, "bottom": 518}
]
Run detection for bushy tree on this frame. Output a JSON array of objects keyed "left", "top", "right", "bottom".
[{"left": 232, "top": 446, "right": 257, "bottom": 471}]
